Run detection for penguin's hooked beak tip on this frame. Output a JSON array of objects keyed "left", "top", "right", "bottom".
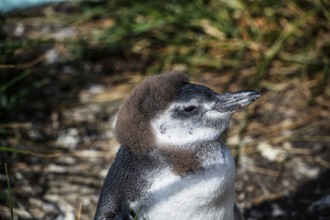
[{"left": 214, "top": 90, "right": 261, "bottom": 113}]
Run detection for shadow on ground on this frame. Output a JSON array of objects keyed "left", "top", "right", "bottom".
[{"left": 245, "top": 170, "right": 330, "bottom": 220}]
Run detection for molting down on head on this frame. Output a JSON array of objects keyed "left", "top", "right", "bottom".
[
  {"left": 115, "top": 72, "right": 189, "bottom": 153},
  {"left": 115, "top": 72, "right": 260, "bottom": 152}
]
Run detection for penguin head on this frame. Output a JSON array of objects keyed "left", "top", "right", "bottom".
[
  {"left": 116, "top": 72, "right": 260, "bottom": 152},
  {"left": 151, "top": 83, "right": 260, "bottom": 148}
]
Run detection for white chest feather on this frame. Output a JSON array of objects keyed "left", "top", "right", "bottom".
[{"left": 131, "top": 145, "right": 236, "bottom": 220}]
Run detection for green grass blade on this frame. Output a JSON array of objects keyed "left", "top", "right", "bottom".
[
  {"left": 5, "top": 163, "right": 14, "bottom": 220},
  {"left": 0, "top": 146, "right": 27, "bottom": 154},
  {"left": 133, "top": 206, "right": 143, "bottom": 220},
  {"left": 0, "top": 70, "right": 31, "bottom": 92}
]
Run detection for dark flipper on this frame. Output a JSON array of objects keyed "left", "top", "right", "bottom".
[{"left": 94, "top": 147, "right": 159, "bottom": 220}]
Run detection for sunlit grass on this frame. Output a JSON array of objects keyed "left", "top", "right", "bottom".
[{"left": 1, "top": 0, "right": 329, "bottom": 107}]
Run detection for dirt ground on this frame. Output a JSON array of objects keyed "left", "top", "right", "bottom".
[{"left": 1, "top": 3, "right": 330, "bottom": 220}]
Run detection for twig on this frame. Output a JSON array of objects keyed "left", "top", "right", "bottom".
[
  {"left": 0, "top": 123, "right": 32, "bottom": 128},
  {"left": 0, "top": 146, "right": 62, "bottom": 158},
  {"left": 287, "top": 136, "right": 330, "bottom": 142},
  {"left": 247, "top": 166, "right": 280, "bottom": 177},
  {"left": 0, "top": 54, "right": 45, "bottom": 69},
  {"left": 315, "top": 157, "right": 330, "bottom": 169},
  {"left": 77, "top": 203, "right": 82, "bottom": 220},
  {"left": 252, "top": 193, "right": 285, "bottom": 205}
]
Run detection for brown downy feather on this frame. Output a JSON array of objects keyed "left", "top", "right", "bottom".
[
  {"left": 116, "top": 72, "right": 188, "bottom": 154},
  {"left": 159, "top": 148, "right": 203, "bottom": 176}
]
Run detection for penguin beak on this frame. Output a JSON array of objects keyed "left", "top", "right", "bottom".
[{"left": 213, "top": 90, "right": 260, "bottom": 113}]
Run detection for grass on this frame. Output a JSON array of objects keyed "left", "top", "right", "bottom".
[
  {"left": 1, "top": 0, "right": 328, "bottom": 94},
  {"left": 5, "top": 163, "right": 14, "bottom": 220},
  {"left": 133, "top": 206, "right": 143, "bottom": 220}
]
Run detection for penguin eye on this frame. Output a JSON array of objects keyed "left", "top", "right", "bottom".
[{"left": 183, "top": 106, "right": 197, "bottom": 112}]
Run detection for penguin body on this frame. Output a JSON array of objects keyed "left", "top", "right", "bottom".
[
  {"left": 95, "top": 72, "right": 260, "bottom": 220},
  {"left": 131, "top": 141, "right": 235, "bottom": 220}
]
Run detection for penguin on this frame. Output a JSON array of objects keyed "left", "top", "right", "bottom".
[{"left": 95, "top": 72, "right": 260, "bottom": 220}]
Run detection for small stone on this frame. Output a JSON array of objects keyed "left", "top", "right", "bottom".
[
  {"left": 56, "top": 128, "right": 80, "bottom": 149},
  {"left": 308, "top": 195, "right": 330, "bottom": 212},
  {"left": 45, "top": 48, "right": 61, "bottom": 64},
  {"left": 257, "top": 141, "right": 286, "bottom": 162},
  {"left": 271, "top": 203, "right": 285, "bottom": 218}
]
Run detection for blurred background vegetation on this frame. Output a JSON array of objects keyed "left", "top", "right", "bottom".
[
  {"left": 0, "top": 0, "right": 329, "bottom": 219},
  {"left": 1, "top": 0, "right": 329, "bottom": 114}
]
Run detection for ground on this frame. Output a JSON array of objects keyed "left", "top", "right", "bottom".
[{"left": 0, "top": 2, "right": 329, "bottom": 220}]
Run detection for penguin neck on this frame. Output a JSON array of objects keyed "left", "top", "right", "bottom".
[{"left": 156, "top": 139, "right": 227, "bottom": 176}]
